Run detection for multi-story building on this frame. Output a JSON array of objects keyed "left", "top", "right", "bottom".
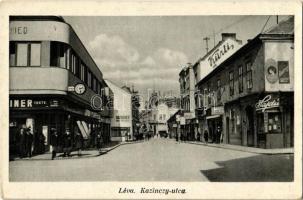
[
  {"left": 9, "top": 16, "right": 110, "bottom": 155},
  {"left": 179, "top": 63, "right": 197, "bottom": 140},
  {"left": 194, "top": 17, "right": 294, "bottom": 148},
  {"left": 105, "top": 80, "right": 133, "bottom": 142},
  {"left": 122, "top": 85, "right": 141, "bottom": 139}
]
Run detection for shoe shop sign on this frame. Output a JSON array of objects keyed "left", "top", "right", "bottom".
[{"left": 255, "top": 95, "right": 280, "bottom": 112}]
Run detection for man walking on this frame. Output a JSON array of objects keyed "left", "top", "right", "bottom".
[{"left": 25, "top": 128, "right": 33, "bottom": 158}]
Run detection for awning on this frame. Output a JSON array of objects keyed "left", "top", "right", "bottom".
[
  {"left": 81, "top": 121, "right": 91, "bottom": 136},
  {"left": 76, "top": 121, "right": 88, "bottom": 139},
  {"left": 206, "top": 115, "right": 221, "bottom": 120}
]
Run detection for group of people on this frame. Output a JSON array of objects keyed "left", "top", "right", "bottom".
[
  {"left": 50, "top": 129, "right": 85, "bottom": 160},
  {"left": 50, "top": 128, "right": 104, "bottom": 160},
  {"left": 175, "top": 126, "right": 223, "bottom": 144},
  {"left": 18, "top": 127, "right": 34, "bottom": 158}
]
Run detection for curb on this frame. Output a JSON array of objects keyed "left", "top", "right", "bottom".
[{"left": 186, "top": 141, "right": 294, "bottom": 155}]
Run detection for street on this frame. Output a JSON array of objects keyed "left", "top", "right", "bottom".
[{"left": 9, "top": 138, "right": 293, "bottom": 182}]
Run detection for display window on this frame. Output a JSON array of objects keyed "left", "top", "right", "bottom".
[{"left": 267, "top": 113, "right": 282, "bottom": 133}]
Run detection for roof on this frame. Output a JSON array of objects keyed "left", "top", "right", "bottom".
[
  {"left": 264, "top": 16, "right": 294, "bottom": 34},
  {"left": 104, "top": 79, "right": 132, "bottom": 96},
  {"left": 196, "top": 16, "right": 294, "bottom": 87}
]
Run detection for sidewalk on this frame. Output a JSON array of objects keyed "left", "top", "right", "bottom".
[
  {"left": 11, "top": 140, "right": 143, "bottom": 161},
  {"left": 186, "top": 141, "right": 294, "bottom": 155}
]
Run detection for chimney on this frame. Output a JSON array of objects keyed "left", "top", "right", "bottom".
[{"left": 221, "top": 33, "right": 236, "bottom": 41}]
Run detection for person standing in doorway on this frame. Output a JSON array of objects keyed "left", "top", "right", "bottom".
[
  {"left": 18, "top": 128, "right": 26, "bottom": 158},
  {"left": 25, "top": 128, "right": 33, "bottom": 158},
  {"left": 50, "top": 129, "right": 59, "bottom": 160}
]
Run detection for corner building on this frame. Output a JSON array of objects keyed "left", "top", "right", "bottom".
[
  {"left": 9, "top": 16, "right": 111, "bottom": 154},
  {"left": 195, "top": 17, "right": 294, "bottom": 148}
]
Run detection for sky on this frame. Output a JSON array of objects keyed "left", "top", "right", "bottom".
[{"left": 63, "top": 15, "right": 290, "bottom": 98}]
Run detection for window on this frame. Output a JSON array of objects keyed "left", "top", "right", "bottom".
[
  {"left": 238, "top": 65, "right": 243, "bottom": 93},
  {"left": 246, "top": 62, "right": 253, "bottom": 89},
  {"left": 92, "top": 76, "right": 97, "bottom": 92},
  {"left": 268, "top": 113, "right": 282, "bottom": 133},
  {"left": 229, "top": 71, "right": 234, "bottom": 96},
  {"left": 208, "top": 83, "right": 212, "bottom": 105},
  {"left": 30, "top": 43, "right": 41, "bottom": 66},
  {"left": 9, "top": 42, "right": 16, "bottom": 66},
  {"left": 16, "top": 43, "right": 28, "bottom": 66},
  {"left": 16, "top": 43, "right": 41, "bottom": 67},
  {"left": 87, "top": 70, "right": 92, "bottom": 88},
  {"left": 217, "top": 79, "right": 221, "bottom": 101},
  {"left": 50, "top": 41, "right": 66, "bottom": 68},
  {"left": 71, "top": 53, "right": 76, "bottom": 74},
  {"left": 278, "top": 61, "right": 290, "bottom": 83}
]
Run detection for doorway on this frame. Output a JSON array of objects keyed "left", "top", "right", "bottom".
[{"left": 246, "top": 106, "right": 254, "bottom": 147}]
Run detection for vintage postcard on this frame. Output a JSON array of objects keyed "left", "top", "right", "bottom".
[{"left": 0, "top": 0, "right": 302, "bottom": 199}]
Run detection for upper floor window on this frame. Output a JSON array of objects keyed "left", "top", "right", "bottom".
[
  {"left": 229, "top": 71, "right": 234, "bottom": 96},
  {"left": 207, "top": 83, "right": 212, "bottom": 105},
  {"left": 246, "top": 61, "right": 253, "bottom": 89},
  {"left": 217, "top": 79, "right": 221, "bottom": 101},
  {"left": 10, "top": 42, "right": 41, "bottom": 67},
  {"left": 238, "top": 65, "right": 243, "bottom": 93},
  {"left": 87, "top": 70, "right": 92, "bottom": 88},
  {"left": 50, "top": 41, "right": 66, "bottom": 68}
]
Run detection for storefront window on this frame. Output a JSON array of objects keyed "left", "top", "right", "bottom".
[{"left": 268, "top": 113, "right": 282, "bottom": 133}]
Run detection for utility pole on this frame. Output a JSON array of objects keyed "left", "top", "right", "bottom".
[
  {"left": 203, "top": 37, "right": 210, "bottom": 53},
  {"left": 276, "top": 15, "right": 279, "bottom": 24}
]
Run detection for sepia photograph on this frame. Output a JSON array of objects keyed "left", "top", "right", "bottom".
[{"left": 0, "top": 0, "right": 302, "bottom": 199}]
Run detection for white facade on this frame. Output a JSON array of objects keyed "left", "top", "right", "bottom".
[{"left": 105, "top": 80, "right": 133, "bottom": 142}]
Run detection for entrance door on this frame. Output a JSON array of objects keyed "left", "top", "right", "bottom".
[
  {"left": 226, "top": 117, "right": 230, "bottom": 144},
  {"left": 246, "top": 106, "right": 254, "bottom": 147}
]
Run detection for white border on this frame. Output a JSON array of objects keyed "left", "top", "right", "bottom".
[{"left": 0, "top": 0, "right": 302, "bottom": 199}]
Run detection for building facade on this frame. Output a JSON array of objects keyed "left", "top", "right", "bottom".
[
  {"left": 194, "top": 17, "right": 294, "bottom": 148},
  {"left": 9, "top": 16, "right": 110, "bottom": 156},
  {"left": 105, "top": 80, "right": 133, "bottom": 142},
  {"left": 179, "top": 63, "right": 197, "bottom": 140}
]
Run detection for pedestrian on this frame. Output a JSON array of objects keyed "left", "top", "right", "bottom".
[
  {"left": 216, "top": 126, "right": 222, "bottom": 144},
  {"left": 63, "top": 129, "right": 72, "bottom": 157},
  {"left": 50, "top": 129, "right": 59, "bottom": 160},
  {"left": 96, "top": 132, "right": 102, "bottom": 154},
  {"left": 25, "top": 127, "right": 33, "bottom": 158},
  {"left": 197, "top": 131, "right": 201, "bottom": 142},
  {"left": 75, "top": 130, "right": 83, "bottom": 156},
  {"left": 204, "top": 130, "right": 209, "bottom": 144}
]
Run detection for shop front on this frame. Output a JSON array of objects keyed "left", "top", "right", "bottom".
[
  {"left": 255, "top": 93, "right": 293, "bottom": 148},
  {"left": 9, "top": 96, "right": 102, "bottom": 157},
  {"left": 205, "top": 106, "right": 224, "bottom": 143}
]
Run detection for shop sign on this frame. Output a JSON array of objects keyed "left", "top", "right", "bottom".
[
  {"left": 116, "top": 115, "right": 130, "bottom": 122},
  {"left": 10, "top": 26, "right": 28, "bottom": 35},
  {"left": 211, "top": 106, "right": 224, "bottom": 115},
  {"left": 255, "top": 95, "right": 280, "bottom": 112},
  {"left": 184, "top": 112, "right": 194, "bottom": 119},
  {"left": 9, "top": 99, "right": 59, "bottom": 108},
  {"left": 265, "top": 59, "right": 278, "bottom": 84},
  {"left": 180, "top": 117, "right": 186, "bottom": 125}
]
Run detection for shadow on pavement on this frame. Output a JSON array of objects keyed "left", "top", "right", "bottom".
[{"left": 200, "top": 154, "right": 294, "bottom": 182}]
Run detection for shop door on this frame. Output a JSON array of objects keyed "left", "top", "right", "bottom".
[{"left": 246, "top": 106, "right": 254, "bottom": 147}]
